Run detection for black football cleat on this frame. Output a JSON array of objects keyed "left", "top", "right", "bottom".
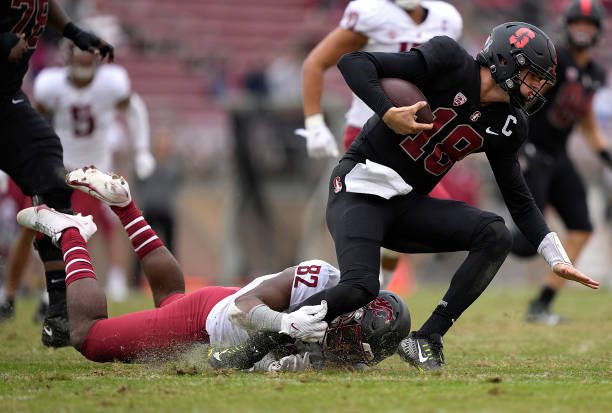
[
  {"left": 41, "top": 300, "right": 70, "bottom": 348},
  {"left": 525, "top": 300, "right": 568, "bottom": 326},
  {"left": 208, "top": 331, "right": 290, "bottom": 370},
  {"left": 0, "top": 299, "right": 15, "bottom": 322},
  {"left": 397, "top": 331, "right": 445, "bottom": 371}
]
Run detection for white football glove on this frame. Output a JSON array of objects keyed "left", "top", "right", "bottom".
[
  {"left": 134, "top": 150, "right": 156, "bottom": 180},
  {"left": 295, "top": 114, "right": 339, "bottom": 159},
  {"left": 279, "top": 301, "right": 328, "bottom": 343},
  {"left": 268, "top": 352, "right": 312, "bottom": 372}
]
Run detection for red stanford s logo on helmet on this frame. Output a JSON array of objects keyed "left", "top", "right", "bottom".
[{"left": 509, "top": 27, "right": 536, "bottom": 49}]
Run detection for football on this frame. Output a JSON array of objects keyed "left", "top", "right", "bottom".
[{"left": 380, "top": 78, "right": 434, "bottom": 123}]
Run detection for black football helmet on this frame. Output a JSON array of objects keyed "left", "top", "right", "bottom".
[
  {"left": 564, "top": 0, "right": 605, "bottom": 49},
  {"left": 477, "top": 22, "right": 557, "bottom": 116},
  {"left": 321, "top": 290, "right": 411, "bottom": 365}
]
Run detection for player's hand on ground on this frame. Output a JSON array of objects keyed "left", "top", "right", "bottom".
[
  {"left": 552, "top": 263, "right": 599, "bottom": 289},
  {"left": 134, "top": 151, "right": 156, "bottom": 180},
  {"left": 295, "top": 114, "right": 339, "bottom": 158},
  {"left": 382, "top": 102, "right": 434, "bottom": 135},
  {"left": 8, "top": 34, "right": 27, "bottom": 63},
  {"left": 280, "top": 301, "right": 328, "bottom": 342}
]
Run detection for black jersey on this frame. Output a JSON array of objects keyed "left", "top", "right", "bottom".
[
  {"left": 338, "top": 36, "right": 549, "bottom": 247},
  {"left": 1, "top": 0, "right": 49, "bottom": 96},
  {"left": 529, "top": 46, "right": 607, "bottom": 154}
]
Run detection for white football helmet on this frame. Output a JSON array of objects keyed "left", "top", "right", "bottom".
[{"left": 395, "top": 0, "right": 422, "bottom": 10}]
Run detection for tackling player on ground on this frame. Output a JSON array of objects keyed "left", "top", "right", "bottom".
[
  {"left": 289, "top": 22, "right": 599, "bottom": 371},
  {"left": 16, "top": 167, "right": 410, "bottom": 370},
  {"left": 1, "top": 0, "right": 113, "bottom": 347},
  {"left": 512, "top": 0, "right": 611, "bottom": 325}
]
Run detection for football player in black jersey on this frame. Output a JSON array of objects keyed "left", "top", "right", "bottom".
[
  {"left": 511, "top": 0, "right": 611, "bottom": 325},
  {"left": 283, "top": 22, "right": 599, "bottom": 371},
  {"left": 0, "top": 0, "right": 113, "bottom": 347}
]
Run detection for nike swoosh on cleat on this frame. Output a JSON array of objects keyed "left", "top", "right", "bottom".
[
  {"left": 416, "top": 342, "right": 428, "bottom": 363},
  {"left": 43, "top": 326, "right": 53, "bottom": 337}
]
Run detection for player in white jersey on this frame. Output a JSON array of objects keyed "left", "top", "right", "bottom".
[
  {"left": 298, "top": 0, "right": 462, "bottom": 288},
  {"left": 29, "top": 44, "right": 155, "bottom": 301},
  {"left": 16, "top": 167, "right": 410, "bottom": 370},
  {"left": 298, "top": 0, "right": 462, "bottom": 156}
]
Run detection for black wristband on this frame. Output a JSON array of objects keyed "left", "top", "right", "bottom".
[
  {"left": 62, "top": 22, "right": 81, "bottom": 41},
  {"left": 599, "top": 149, "right": 612, "bottom": 167}
]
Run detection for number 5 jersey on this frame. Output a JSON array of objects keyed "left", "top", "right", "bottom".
[{"left": 33, "top": 64, "right": 131, "bottom": 172}]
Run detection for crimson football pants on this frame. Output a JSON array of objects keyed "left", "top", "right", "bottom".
[{"left": 80, "top": 286, "right": 239, "bottom": 362}]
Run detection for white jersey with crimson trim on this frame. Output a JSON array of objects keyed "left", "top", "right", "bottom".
[
  {"left": 339, "top": 0, "right": 462, "bottom": 127},
  {"left": 206, "top": 260, "right": 340, "bottom": 347},
  {"left": 33, "top": 64, "right": 131, "bottom": 172}
]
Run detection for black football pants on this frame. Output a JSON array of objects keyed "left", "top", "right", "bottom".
[{"left": 292, "top": 160, "right": 513, "bottom": 336}]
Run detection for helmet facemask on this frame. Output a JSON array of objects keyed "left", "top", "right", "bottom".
[
  {"left": 504, "top": 53, "right": 555, "bottom": 116},
  {"left": 321, "top": 308, "right": 376, "bottom": 366}
]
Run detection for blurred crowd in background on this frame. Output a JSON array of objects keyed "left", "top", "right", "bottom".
[{"left": 0, "top": 0, "right": 611, "bottom": 304}]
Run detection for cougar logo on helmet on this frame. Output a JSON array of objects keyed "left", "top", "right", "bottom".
[
  {"left": 509, "top": 27, "right": 535, "bottom": 49},
  {"left": 367, "top": 297, "right": 394, "bottom": 322}
]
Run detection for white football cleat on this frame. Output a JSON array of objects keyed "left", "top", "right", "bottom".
[
  {"left": 17, "top": 205, "right": 97, "bottom": 246},
  {"left": 66, "top": 166, "right": 131, "bottom": 207}
]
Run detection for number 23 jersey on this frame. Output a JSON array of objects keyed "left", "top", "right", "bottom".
[
  {"left": 206, "top": 260, "right": 340, "bottom": 347},
  {"left": 33, "top": 64, "right": 131, "bottom": 172}
]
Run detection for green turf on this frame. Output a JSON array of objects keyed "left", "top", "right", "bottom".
[{"left": 1, "top": 287, "right": 610, "bottom": 413}]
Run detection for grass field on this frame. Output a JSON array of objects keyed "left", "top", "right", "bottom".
[{"left": 1, "top": 286, "right": 610, "bottom": 413}]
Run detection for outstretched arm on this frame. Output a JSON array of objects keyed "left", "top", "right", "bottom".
[{"left": 48, "top": 0, "right": 114, "bottom": 62}]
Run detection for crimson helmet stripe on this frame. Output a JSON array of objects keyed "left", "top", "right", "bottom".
[{"left": 580, "top": 0, "right": 592, "bottom": 15}]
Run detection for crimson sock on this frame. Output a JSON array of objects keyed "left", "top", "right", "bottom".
[
  {"left": 60, "top": 228, "right": 96, "bottom": 286},
  {"left": 111, "top": 201, "right": 163, "bottom": 259}
]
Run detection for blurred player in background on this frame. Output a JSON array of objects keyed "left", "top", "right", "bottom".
[
  {"left": 33, "top": 41, "right": 156, "bottom": 300},
  {"left": 512, "top": 0, "right": 611, "bottom": 325},
  {"left": 298, "top": 0, "right": 463, "bottom": 288},
  {"left": 1, "top": 0, "right": 114, "bottom": 347},
  {"left": 0, "top": 172, "right": 33, "bottom": 322},
  {"left": 16, "top": 167, "right": 410, "bottom": 371},
  {"left": 4, "top": 41, "right": 155, "bottom": 304}
]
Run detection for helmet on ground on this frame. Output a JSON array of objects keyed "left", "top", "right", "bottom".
[{"left": 322, "top": 290, "right": 411, "bottom": 365}]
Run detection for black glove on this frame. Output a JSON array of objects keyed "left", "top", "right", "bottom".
[
  {"left": 62, "top": 22, "right": 114, "bottom": 61},
  {"left": 599, "top": 149, "right": 612, "bottom": 168}
]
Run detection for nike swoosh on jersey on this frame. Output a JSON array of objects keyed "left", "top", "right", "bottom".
[
  {"left": 485, "top": 127, "right": 499, "bottom": 136},
  {"left": 12, "top": 98, "right": 24, "bottom": 104}
]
